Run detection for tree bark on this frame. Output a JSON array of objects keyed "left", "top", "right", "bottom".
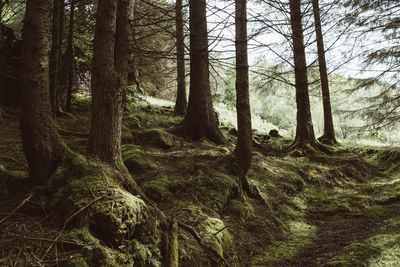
[
  {"left": 289, "top": 0, "right": 316, "bottom": 147},
  {"left": 21, "top": 0, "right": 64, "bottom": 185},
  {"left": 65, "top": 0, "right": 74, "bottom": 112},
  {"left": 312, "top": 0, "right": 337, "bottom": 145},
  {"left": 174, "top": 0, "right": 187, "bottom": 115},
  {"left": 88, "top": 0, "right": 127, "bottom": 171},
  {"left": 49, "top": 0, "right": 64, "bottom": 115},
  {"left": 234, "top": 0, "right": 253, "bottom": 180},
  {"left": 180, "top": 0, "right": 225, "bottom": 144}
]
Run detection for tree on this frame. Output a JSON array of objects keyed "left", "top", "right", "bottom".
[
  {"left": 289, "top": 0, "right": 317, "bottom": 149},
  {"left": 179, "top": 0, "right": 225, "bottom": 144},
  {"left": 312, "top": 0, "right": 337, "bottom": 145},
  {"left": 234, "top": 0, "right": 252, "bottom": 190},
  {"left": 173, "top": 0, "right": 187, "bottom": 115},
  {"left": 49, "top": 0, "right": 64, "bottom": 115},
  {"left": 20, "top": 0, "right": 64, "bottom": 184},
  {"left": 65, "top": 0, "right": 74, "bottom": 112},
  {"left": 87, "top": 0, "right": 129, "bottom": 171}
]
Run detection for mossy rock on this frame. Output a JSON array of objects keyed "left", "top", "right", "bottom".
[
  {"left": 122, "top": 144, "right": 154, "bottom": 173},
  {"left": 44, "top": 153, "right": 161, "bottom": 266},
  {"left": 142, "top": 176, "right": 178, "bottom": 202},
  {"left": 123, "top": 114, "right": 142, "bottom": 130},
  {"left": 136, "top": 129, "right": 175, "bottom": 149},
  {"left": 90, "top": 188, "right": 149, "bottom": 246},
  {"left": 199, "top": 217, "right": 233, "bottom": 257},
  {"left": 226, "top": 199, "right": 254, "bottom": 220}
]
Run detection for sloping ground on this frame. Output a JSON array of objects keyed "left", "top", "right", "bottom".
[{"left": 0, "top": 100, "right": 399, "bottom": 266}]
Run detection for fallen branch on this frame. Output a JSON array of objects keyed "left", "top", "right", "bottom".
[{"left": 0, "top": 193, "right": 33, "bottom": 225}]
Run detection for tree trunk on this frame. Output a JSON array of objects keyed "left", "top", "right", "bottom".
[
  {"left": 21, "top": 0, "right": 64, "bottom": 185},
  {"left": 174, "top": 0, "right": 187, "bottom": 115},
  {"left": 49, "top": 0, "right": 64, "bottom": 115},
  {"left": 234, "top": 0, "right": 253, "bottom": 181},
  {"left": 65, "top": 0, "right": 74, "bottom": 112},
  {"left": 88, "top": 0, "right": 126, "bottom": 171},
  {"left": 289, "top": 0, "right": 316, "bottom": 147},
  {"left": 312, "top": 0, "right": 337, "bottom": 145},
  {"left": 180, "top": 0, "right": 225, "bottom": 144}
]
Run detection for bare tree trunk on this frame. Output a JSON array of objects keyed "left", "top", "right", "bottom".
[
  {"left": 174, "top": 0, "right": 187, "bottom": 115},
  {"left": 21, "top": 0, "right": 64, "bottom": 185},
  {"left": 88, "top": 0, "right": 127, "bottom": 171},
  {"left": 65, "top": 0, "right": 74, "bottom": 112},
  {"left": 289, "top": 0, "right": 317, "bottom": 148},
  {"left": 180, "top": 0, "right": 225, "bottom": 144},
  {"left": 49, "top": 0, "right": 65, "bottom": 115},
  {"left": 234, "top": 0, "right": 252, "bottom": 189},
  {"left": 312, "top": 0, "right": 337, "bottom": 145}
]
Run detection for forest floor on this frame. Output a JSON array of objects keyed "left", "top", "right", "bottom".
[{"left": 0, "top": 99, "right": 399, "bottom": 266}]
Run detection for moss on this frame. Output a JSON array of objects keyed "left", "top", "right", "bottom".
[
  {"left": 90, "top": 188, "right": 149, "bottom": 246},
  {"left": 137, "top": 128, "right": 175, "bottom": 149},
  {"left": 253, "top": 221, "right": 317, "bottom": 265},
  {"left": 60, "top": 254, "right": 89, "bottom": 267},
  {"left": 142, "top": 176, "right": 178, "bottom": 202},
  {"left": 122, "top": 144, "right": 155, "bottom": 172},
  {"left": 226, "top": 199, "right": 254, "bottom": 220},
  {"left": 43, "top": 154, "right": 161, "bottom": 266},
  {"left": 199, "top": 217, "right": 233, "bottom": 257},
  {"left": 327, "top": 234, "right": 400, "bottom": 267}
]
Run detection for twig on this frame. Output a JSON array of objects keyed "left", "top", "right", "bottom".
[
  {"left": 0, "top": 193, "right": 33, "bottom": 225},
  {"left": 0, "top": 154, "right": 28, "bottom": 168},
  {"left": 213, "top": 225, "right": 228, "bottom": 236},
  {"left": 8, "top": 233, "right": 78, "bottom": 245},
  {"left": 41, "top": 195, "right": 104, "bottom": 262}
]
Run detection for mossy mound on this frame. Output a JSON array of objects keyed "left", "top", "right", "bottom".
[
  {"left": 142, "top": 176, "right": 180, "bottom": 202},
  {"left": 41, "top": 152, "right": 162, "bottom": 267},
  {"left": 252, "top": 221, "right": 316, "bottom": 265},
  {"left": 199, "top": 217, "right": 233, "bottom": 258},
  {"left": 122, "top": 144, "right": 155, "bottom": 173},
  {"left": 135, "top": 129, "right": 175, "bottom": 149}
]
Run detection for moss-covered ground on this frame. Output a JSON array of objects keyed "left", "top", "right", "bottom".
[{"left": 0, "top": 100, "right": 400, "bottom": 266}]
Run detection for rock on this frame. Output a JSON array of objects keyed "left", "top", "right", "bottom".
[
  {"left": 199, "top": 217, "right": 232, "bottom": 257},
  {"left": 269, "top": 129, "right": 281, "bottom": 138},
  {"left": 138, "top": 129, "right": 175, "bottom": 149},
  {"left": 90, "top": 188, "right": 149, "bottom": 246},
  {"left": 122, "top": 144, "right": 154, "bottom": 173},
  {"left": 142, "top": 176, "right": 177, "bottom": 202}
]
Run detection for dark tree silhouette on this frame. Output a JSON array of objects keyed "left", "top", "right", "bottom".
[
  {"left": 312, "top": 0, "right": 337, "bottom": 145},
  {"left": 234, "top": 0, "right": 253, "bottom": 189},
  {"left": 289, "top": 0, "right": 317, "bottom": 149},
  {"left": 174, "top": 0, "right": 187, "bottom": 115},
  {"left": 21, "top": 0, "right": 64, "bottom": 184},
  {"left": 88, "top": 0, "right": 129, "bottom": 171},
  {"left": 179, "top": 0, "right": 225, "bottom": 144}
]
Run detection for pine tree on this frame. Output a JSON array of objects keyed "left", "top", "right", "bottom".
[
  {"left": 234, "top": 0, "right": 253, "bottom": 186},
  {"left": 21, "top": 0, "right": 64, "bottom": 184},
  {"left": 174, "top": 0, "right": 187, "bottom": 115},
  {"left": 179, "top": 0, "right": 225, "bottom": 144},
  {"left": 312, "top": 0, "right": 337, "bottom": 145}
]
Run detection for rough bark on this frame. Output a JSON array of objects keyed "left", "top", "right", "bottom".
[
  {"left": 65, "top": 0, "right": 74, "bottom": 112},
  {"left": 234, "top": 0, "right": 253, "bottom": 183},
  {"left": 174, "top": 0, "right": 187, "bottom": 115},
  {"left": 21, "top": 0, "right": 64, "bottom": 185},
  {"left": 88, "top": 0, "right": 127, "bottom": 171},
  {"left": 180, "top": 0, "right": 225, "bottom": 144},
  {"left": 49, "top": 0, "right": 64, "bottom": 115},
  {"left": 312, "top": 0, "right": 337, "bottom": 145},
  {"left": 289, "top": 0, "right": 317, "bottom": 148}
]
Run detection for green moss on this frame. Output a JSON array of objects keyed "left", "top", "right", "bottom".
[
  {"left": 253, "top": 221, "right": 317, "bottom": 265},
  {"left": 327, "top": 234, "right": 400, "bottom": 267},
  {"left": 226, "top": 199, "right": 254, "bottom": 220},
  {"left": 122, "top": 144, "right": 154, "bottom": 172},
  {"left": 142, "top": 176, "right": 178, "bottom": 202},
  {"left": 199, "top": 217, "right": 232, "bottom": 257},
  {"left": 60, "top": 254, "right": 89, "bottom": 267},
  {"left": 137, "top": 128, "right": 175, "bottom": 149}
]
